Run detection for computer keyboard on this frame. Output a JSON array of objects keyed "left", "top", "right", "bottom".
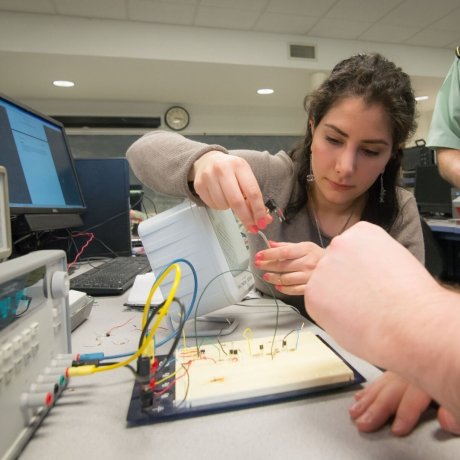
[{"left": 70, "top": 256, "right": 152, "bottom": 296}]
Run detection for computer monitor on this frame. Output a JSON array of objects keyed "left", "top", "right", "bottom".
[
  {"left": 71, "top": 158, "right": 132, "bottom": 259},
  {"left": 414, "top": 165, "right": 452, "bottom": 217},
  {"left": 0, "top": 93, "right": 86, "bottom": 233},
  {"left": 138, "top": 200, "right": 254, "bottom": 336}
]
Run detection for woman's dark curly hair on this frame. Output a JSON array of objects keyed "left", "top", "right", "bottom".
[{"left": 286, "top": 53, "right": 417, "bottom": 230}]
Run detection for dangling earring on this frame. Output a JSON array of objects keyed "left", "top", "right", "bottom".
[
  {"left": 307, "top": 156, "right": 315, "bottom": 182},
  {"left": 379, "top": 173, "right": 386, "bottom": 203}
]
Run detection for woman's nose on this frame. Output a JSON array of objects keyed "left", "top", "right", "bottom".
[{"left": 335, "top": 148, "right": 356, "bottom": 176}]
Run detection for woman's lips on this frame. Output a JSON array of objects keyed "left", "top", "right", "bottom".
[{"left": 326, "top": 178, "right": 354, "bottom": 191}]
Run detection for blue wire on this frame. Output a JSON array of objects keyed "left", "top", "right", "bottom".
[
  {"left": 155, "top": 258, "right": 198, "bottom": 347},
  {"left": 91, "top": 258, "right": 198, "bottom": 362}
]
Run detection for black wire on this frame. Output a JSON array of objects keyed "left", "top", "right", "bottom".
[
  {"left": 135, "top": 297, "right": 186, "bottom": 376},
  {"left": 156, "top": 298, "right": 186, "bottom": 375},
  {"left": 142, "top": 194, "right": 158, "bottom": 215},
  {"left": 138, "top": 303, "right": 163, "bottom": 348}
]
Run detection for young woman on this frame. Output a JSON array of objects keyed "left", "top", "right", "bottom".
[
  {"left": 127, "top": 53, "right": 428, "bottom": 437},
  {"left": 127, "top": 53, "right": 423, "bottom": 313}
]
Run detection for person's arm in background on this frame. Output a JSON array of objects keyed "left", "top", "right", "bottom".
[
  {"left": 426, "top": 49, "right": 460, "bottom": 187},
  {"left": 436, "top": 148, "right": 460, "bottom": 188},
  {"left": 305, "top": 222, "right": 460, "bottom": 434}
]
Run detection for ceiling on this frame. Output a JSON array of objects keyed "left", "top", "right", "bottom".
[{"left": 0, "top": 0, "right": 459, "bottom": 115}]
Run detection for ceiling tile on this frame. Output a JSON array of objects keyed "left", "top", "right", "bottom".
[
  {"left": 359, "top": 24, "right": 420, "bottom": 43},
  {"left": 0, "top": 0, "right": 55, "bottom": 14},
  {"left": 200, "top": 0, "right": 268, "bottom": 10},
  {"left": 54, "top": 0, "right": 127, "bottom": 19},
  {"left": 267, "top": 0, "right": 338, "bottom": 17},
  {"left": 194, "top": 6, "right": 260, "bottom": 30},
  {"left": 309, "top": 18, "right": 373, "bottom": 40},
  {"left": 128, "top": 0, "right": 196, "bottom": 25},
  {"left": 380, "top": 0, "right": 459, "bottom": 27},
  {"left": 405, "top": 28, "right": 460, "bottom": 48},
  {"left": 254, "top": 12, "right": 318, "bottom": 34},
  {"left": 430, "top": 8, "right": 460, "bottom": 31},
  {"left": 325, "top": 0, "right": 401, "bottom": 22},
  {"left": 160, "top": 0, "right": 199, "bottom": 4}
]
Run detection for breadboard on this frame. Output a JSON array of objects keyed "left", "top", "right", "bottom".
[
  {"left": 126, "top": 331, "right": 364, "bottom": 425},
  {"left": 175, "top": 331, "right": 354, "bottom": 406}
]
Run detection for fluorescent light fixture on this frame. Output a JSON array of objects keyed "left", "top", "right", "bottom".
[
  {"left": 53, "top": 80, "right": 75, "bottom": 88},
  {"left": 257, "top": 88, "right": 274, "bottom": 95},
  {"left": 415, "top": 95, "right": 429, "bottom": 101}
]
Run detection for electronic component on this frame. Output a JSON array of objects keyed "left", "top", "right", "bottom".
[
  {"left": 265, "top": 198, "right": 285, "bottom": 222},
  {"left": 0, "top": 250, "right": 70, "bottom": 460},
  {"left": 126, "top": 331, "right": 365, "bottom": 425}
]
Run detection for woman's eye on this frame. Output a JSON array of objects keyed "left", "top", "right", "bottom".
[
  {"left": 362, "top": 149, "right": 380, "bottom": 157},
  {"left": 326, "top": 136, "right": 341, "bottom": 145}
]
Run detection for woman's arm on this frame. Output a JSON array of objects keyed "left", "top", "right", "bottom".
[{"left": 126, "top": 130, "right": 228, "bottom": 200}]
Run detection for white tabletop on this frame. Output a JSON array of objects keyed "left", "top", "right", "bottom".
[
  {"left": 20, "top": 291, "right": 460, "bottom": 460},
  {"left": 427, "top": 218, "right": 460, "bottom": 234}
]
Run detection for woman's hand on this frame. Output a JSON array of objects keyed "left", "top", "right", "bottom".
[
  {"left": 255, "top": 241, "right": 325, "bottom": 296},
  {"left": 190, "top": 151, "right": 272, "bottom": 232},
  {"left": 349, "top": 371, "right": 431, "bottom": 436}
]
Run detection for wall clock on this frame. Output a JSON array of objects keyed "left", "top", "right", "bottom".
[{"left": 164, "top": 106, "right": 190, "bottom": 131}]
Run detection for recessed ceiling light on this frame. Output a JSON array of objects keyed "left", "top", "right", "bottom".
[
  {"left": 415, "top": 95, "right": 429, "bottom": 101},
  {"left": 257, "top": 88, "right": 274, "bottom": 95},
  {"left": 53, "top": 80, "right": 75, "bottom": 88}
]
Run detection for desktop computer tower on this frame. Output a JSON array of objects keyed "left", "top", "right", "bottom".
[
  {"left": 414, "top": 165, "right": 452, "bottom": 217},
  {"left": 70, "top": 157, "right": 132, "bottom": 259}
]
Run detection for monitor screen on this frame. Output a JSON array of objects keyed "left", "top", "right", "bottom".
[{"left": 0, "top": 93, "right": 86, "bottom": 231}]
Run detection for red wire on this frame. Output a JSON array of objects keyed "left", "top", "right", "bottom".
[{"left": 67, "top": 232, "right": 95, "bottom": 270}]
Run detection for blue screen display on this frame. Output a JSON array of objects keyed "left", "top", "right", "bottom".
[{"left": 0, "top": 95, "right": 85, "bottom": 213}]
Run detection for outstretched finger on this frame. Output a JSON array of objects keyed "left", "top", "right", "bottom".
[{"left": 235, "top": 167, "right": 270, "bottom": 230}]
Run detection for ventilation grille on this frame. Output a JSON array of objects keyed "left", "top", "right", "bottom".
[
  {"left": 289, "top": 44, "right": 316, "bottom": 60},
  {"left": 51, "top": 116, "right": 161, "bottom": 129}
]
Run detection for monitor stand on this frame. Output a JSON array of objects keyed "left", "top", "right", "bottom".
[{"left": 14, "top": 213, "right": 83, "bottom": 233}]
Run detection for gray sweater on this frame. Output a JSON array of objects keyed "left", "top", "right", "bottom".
[{"left": 127, "top": 130, "right": 425, "bottom": 312}]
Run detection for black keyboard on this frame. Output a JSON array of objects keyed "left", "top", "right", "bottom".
[{"left": 70, "top": 256, "right": 152, "bottom": 296}]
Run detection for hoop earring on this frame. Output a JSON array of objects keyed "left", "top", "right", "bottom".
[
  {"left": 379, "top": 173, "right": 386, "bottom": 203},
  {"left": 306, "top": 156, "right": 315, "bottom": 182}
]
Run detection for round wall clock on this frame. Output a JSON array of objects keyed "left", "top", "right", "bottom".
[{"left": 164, "top": 106, "right": 190, "bottom": 131}]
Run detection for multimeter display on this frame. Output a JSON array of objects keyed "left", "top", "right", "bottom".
[{"left": 0, "top": 266, "right": 46, "bottom": 331}]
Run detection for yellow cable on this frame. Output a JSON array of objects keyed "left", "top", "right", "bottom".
[{"left": 89, "top": 263, "right": 181, "bottom": 375}]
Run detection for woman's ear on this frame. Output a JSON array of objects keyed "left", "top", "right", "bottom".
[{"left": 309, "top": 118, "right": 315, "bottom": 134}]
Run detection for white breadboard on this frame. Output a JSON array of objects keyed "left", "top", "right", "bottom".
[{"left": 175, "top": 331, "right": 354, "bottom": 407}]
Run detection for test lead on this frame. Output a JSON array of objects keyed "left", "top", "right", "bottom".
[{"left": 265, "top": 198, "right": 285, "bottom": 223}]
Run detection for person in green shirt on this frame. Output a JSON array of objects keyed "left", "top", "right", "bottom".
[{"left": 427, "top": 47, "right": 460, "bottom": 187}]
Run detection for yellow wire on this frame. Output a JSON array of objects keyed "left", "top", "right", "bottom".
[{"left": 92, "top": 263, "right": 182, "bottom": 374}]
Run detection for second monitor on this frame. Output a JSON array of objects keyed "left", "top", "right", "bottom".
[{"left": 70, "top": 157, "right": 132, "bottom": 259}]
